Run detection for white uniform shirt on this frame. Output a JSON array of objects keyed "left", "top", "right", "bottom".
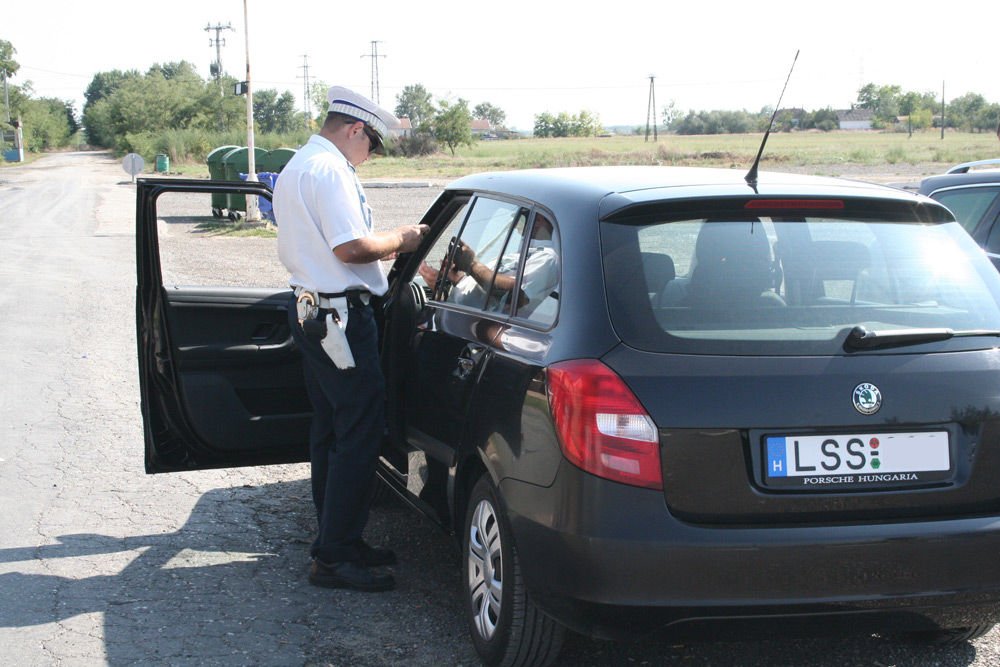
[{"left": 273, "top": 134, "right": 388, "bottom": 296}]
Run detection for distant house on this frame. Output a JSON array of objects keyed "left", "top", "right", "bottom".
[
  {"left": 392, "top": 117, "right": 413, "bottom": 139},
  {"left": 471, "top": 118, "right": 495, "bottom": 138},
  {"left": 836, "top": 108, "right": 874, "bottom": 130}
]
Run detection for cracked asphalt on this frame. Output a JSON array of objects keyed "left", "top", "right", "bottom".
[{"left": 1, "top": 151, "right": 998, "bottom": 666}]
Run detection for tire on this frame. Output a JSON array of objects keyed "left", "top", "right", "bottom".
[
  {"left": 904, "top": 623, "right": 995, "bottom": 645},
  {"left": 464, "top": 475, "right": 565, "bottom": 667}
]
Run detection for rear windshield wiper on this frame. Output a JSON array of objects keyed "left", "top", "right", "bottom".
[{"left": 844, "top": 325, "right": 1000, "bottom": 351}]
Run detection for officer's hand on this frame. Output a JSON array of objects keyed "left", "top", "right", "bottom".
[{"left": 397, "top": 224, "right": 430, "bottom": 253}]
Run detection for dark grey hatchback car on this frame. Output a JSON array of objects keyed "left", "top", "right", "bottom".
[
  {"left": 137, "top": 166, "right": 1000, "bottom": 666},
  {"left": 917, "top": 158, "right": 1000, "bottom": 271}
]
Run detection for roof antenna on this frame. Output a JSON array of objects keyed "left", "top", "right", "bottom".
[{"left": 745, "top": 49, "right": 800, "bottom": 189}]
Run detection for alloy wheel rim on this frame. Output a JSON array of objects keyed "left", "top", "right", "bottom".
[{"left": 468, "top": 498, "right": 503, "bottom": 640}]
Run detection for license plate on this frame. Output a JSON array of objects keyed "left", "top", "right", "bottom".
[{"left": 764, "top": 431, "right": 951, "bottom": 489}]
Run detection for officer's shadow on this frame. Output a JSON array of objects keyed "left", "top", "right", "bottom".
[{"left": 0, "top": 479, "right": 320, "bottom": 662}]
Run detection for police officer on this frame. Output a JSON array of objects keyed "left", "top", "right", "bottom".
[{"left": 273, "top": 86, "right": 428, "bottom": 592}]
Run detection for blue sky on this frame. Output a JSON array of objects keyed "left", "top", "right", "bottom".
[{"left": 7, "top": 1, "right": 999, "bottom": 131}]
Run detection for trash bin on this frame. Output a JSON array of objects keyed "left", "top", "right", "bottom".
[
  {"left": 221, "top": 147, "right": 268, "bottom": 217},
  {"left": 256, "top": 172, "right": 279, "bottom": 222},
  {"left": 259, "top": 147, "right": 297, "bottom": 174},
  {"left": 206, "top": 145, "right": 239, "bottom": 217}
]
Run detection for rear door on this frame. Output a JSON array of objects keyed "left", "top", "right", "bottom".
[{"left": 136, "top": 178, "right": 310, "bottom": 473}]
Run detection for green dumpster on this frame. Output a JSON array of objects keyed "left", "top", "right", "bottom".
[
  {"left": 260, "top": 147, "right": 297, "bottom": 174},
  {"left": 206, "top": 145, "right": 239, "bottom": 217},
  {"left": 155, "top": 153, "right": 170, "bottom": 173},
  {"left": 220, "top": 146, "right": 268, "bottom": 218}
]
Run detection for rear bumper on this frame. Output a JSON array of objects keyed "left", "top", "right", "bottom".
[{"left": 500, "top": 463, "right": 1000, "bottom": 639}]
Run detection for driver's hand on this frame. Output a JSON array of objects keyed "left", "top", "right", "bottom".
[
  {"left": 452, "top": 240, "right": 476, "bottom": 272},
  {"left": 418, "top": 261, "right": 439, "bottom": 285}
]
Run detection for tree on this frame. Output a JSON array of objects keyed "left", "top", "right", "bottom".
[
  {"left": 82, "top": 63, "right": 227, "bottom": 148},
  {"left": 473, "top": 102, "right": 506, "bottom": 129},
  {"left": 1, "top": 39, "right": 20, "bottom": 125},
  {"left": 310, "top": 80, "right": 329, "bottom": 127},
  {"left": 534, "top": 110, "right": 601, "bottom": 137},
  {"left": 20, "top": 97, "right": 73, "bottom": 150},
  {"left": 661, "top": 100, "right": 679, "bottom": 128},
  {"left": 802, "top": 107, "right": 839, "bottom": 132},
  {"left": 253, "top": 88, "right": 298, "bottom": 133},
  {"left": 0, "top": 39, "right": 18, "bottom": 78},
  {"left": 572, "top": 110, "right": 602, "bottom": 137},
  {"left": 433, "top": 98, "right": 474, "bottom": 156},
  {"left": 395, "top": 83, "right": 435, "bottom": 129},
  {"left": 948, "top": 92, "right": 989, "bottom": 132},
  {"left": 534, "top": 112, "right": 555, "bottom": 137},
  {"left": 856, "top": 83, "right": 902, "bottom": 126}
]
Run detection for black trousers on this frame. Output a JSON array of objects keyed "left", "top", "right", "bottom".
[{"left": 288, "top": 295, "right": 384, "bottom": 563}]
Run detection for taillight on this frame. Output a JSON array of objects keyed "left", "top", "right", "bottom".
[
  {"left": 546, "top": 359, "right": 661, "bottom": 490},
  {"left": 744, "top": 199, "right": 844, "bottom": 210}
]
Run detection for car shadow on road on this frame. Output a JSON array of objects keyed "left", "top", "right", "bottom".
[
  {"left": 0, "top": 478, "right": 987, "bottom": 666},
  {"left": 0, "top": 479, "right": 477, "bottom": 665}
]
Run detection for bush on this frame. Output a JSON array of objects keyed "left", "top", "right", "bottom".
[{"left": 392, "top": 133, "right": 438, "bottom": 157}]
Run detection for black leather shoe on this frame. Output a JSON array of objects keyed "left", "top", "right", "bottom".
[
  {"left": 357, "top": 541, "right": 397, "bottom": 567},
  {"left": 309, "top": 560, "right": 395, "bottom": 592}
]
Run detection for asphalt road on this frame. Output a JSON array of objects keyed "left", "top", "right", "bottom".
[{"left": 0, "top": 151, "right": 998, "bottom": 666}]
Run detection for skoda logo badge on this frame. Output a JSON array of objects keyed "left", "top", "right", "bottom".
[{"left": 853, "top": 383, "right": 882, "bottom": 415}]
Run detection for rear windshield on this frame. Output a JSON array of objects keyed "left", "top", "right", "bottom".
[{"left": 602, "top": 206, "right": 1000, "bottom": 355}]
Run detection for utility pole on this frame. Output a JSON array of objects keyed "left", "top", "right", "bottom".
[
  {"left": 205, "top": 22, "right": 234, "bottom": 96},
  {"left": 242, "top": 0, "right": 260, "bottom": 223},
  {"left": 2, "top": 71, "right": 9, "bottom": 124},
  {"left": 645, "top": 75, "right": 657, "bottom": 142},
  {"left": 361, "top": 41, "right": 385, "bottom": 103},
  {"left": 298, "top": 54, "right": 312, "bottom": 130},
  {"left": 941, "top": 81, "right": 946, "bottom": 140},
  {"left": 206, "top": 21, "right": 234, "bottom": 131}
]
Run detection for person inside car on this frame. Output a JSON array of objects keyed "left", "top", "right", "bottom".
[{"left": 419, "top": 215, "right": 558, "bottom": 318}]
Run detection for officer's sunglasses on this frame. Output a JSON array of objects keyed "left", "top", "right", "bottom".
[{"left": 362, "top": 125, "right": 381, "bottom": 153}]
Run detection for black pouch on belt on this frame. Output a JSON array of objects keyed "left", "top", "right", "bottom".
[{"left": 301, "top": 315, "right": 327, "bottom": 342}]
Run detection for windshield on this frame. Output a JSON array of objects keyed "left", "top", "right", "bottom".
[{"left": 602, "top": 209, "right": 1000, "bottom": 355}]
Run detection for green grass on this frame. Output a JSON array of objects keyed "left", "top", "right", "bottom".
[
  {"left": 193, "top": 219, "right": 276, "bottom": 237},
  {"left": 169, "top": 129, "right": 1000, "bottom": 181}
]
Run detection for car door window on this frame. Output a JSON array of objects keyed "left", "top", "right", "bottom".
[
  {"left": 512, "top": 214, "right": 560, "bottom": 326},
  {"left": 931, "top": 186, "right": 1000, "bottom": 234},
  {"left": 983, "top": 212, "right": 1000, "bottom": 255},
  {"left": 415, "top": 199, "right": 471, "bottom": 299},
  {"left": 439, "top": 198, "right": 528, "bottom": 309},
  {"left": 482, "top": 214, "right": 528, "bottom": 316}
]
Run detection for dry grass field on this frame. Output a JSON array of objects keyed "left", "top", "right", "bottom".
[{"left": 357, "top": 129, "right": 1000, "bottom": 182}]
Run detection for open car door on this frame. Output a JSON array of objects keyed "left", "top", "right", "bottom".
[{"left": 136, "top": 178, "right": 310, "bottom": 473}]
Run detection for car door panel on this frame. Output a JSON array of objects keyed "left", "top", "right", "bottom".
[
  {"left": 137, "top": 178, "right": 310, "bottom": 473},
  {"left": 466, "top": 325, "right": 561, "bottom": 488}
]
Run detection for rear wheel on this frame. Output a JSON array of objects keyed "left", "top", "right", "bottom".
[
  {"left": 464, "top": 475, "right": 564, "bottom": 667},
  {"left": 904, "top": 623, "right": 995, "bottom": 645}
]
